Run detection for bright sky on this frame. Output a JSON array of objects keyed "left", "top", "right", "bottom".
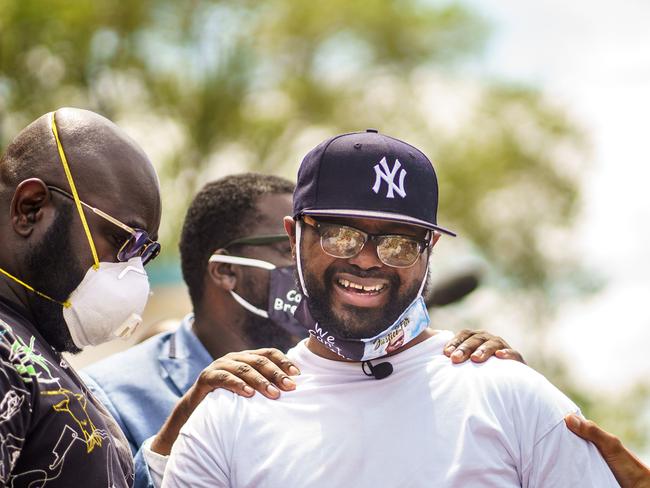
[{"left": 459, "top": 0, "right": 650, "bottom": 392}]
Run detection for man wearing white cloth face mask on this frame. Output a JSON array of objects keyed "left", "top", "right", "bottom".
[
  {"left": 0, "top": 108, "right": 161, "bottom": 487},
  {"left": 163, "top": 130, "right": 618, "bottom": 488}
]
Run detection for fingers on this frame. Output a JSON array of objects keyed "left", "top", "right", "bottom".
[
  {"left": 197, "top": 349, "right": 301, "bottom": 400},
  {"left": 195, "top": 368, "right": 260, "bottom": 398},
  {"left": 446, "top": 330, "right": 498, "bottom": 363},
  {"left": 246, "top": 347, "right": 301, "bottom": 376},
  {"left": 564, "top": 414, "right": 623, "bottom": 457},
  {"left": 444, "top": 329, "right": 475, "bottom": 358},
  {"left": 566, "top": 415, "right": 650, "bottom": 487},
  {"left": 445, "top": 329, "right": 520, "bottom": 364},
  {"left": 494, "top": 348, "right": 526, "bottom": 364}
]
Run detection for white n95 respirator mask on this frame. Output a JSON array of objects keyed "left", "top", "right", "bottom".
[{"left": 63, "top": 257, "right": 151, "bottom": 348}]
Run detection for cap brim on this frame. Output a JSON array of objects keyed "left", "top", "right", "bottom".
[{"left": 299, "top": 209, "right": 456, "bottom": 237}]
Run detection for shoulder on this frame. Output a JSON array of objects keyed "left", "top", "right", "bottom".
[
  {"left": 0, "top": 315, "right": 46, "bottom": 390},
  {"left": 439, "top": 357, "right": 577, "bottom": 439},
  {"left": 83, "top": 330, "right": 172, "bottom": 383},
  {"left": 446, "top": 356, "right": 574, "bottom": 403}
]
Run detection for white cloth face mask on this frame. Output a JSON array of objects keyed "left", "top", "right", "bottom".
[{"left": 63, "top": 257, "right": 151, "bottom": 348}]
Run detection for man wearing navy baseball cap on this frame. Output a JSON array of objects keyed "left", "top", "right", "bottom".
[{"left": 163, "top": 130, "right": 618, "bottom": 487}]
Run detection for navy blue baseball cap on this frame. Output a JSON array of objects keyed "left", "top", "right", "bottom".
[{"left": 293, "top": 129, "right": 456, "bottom": 236}]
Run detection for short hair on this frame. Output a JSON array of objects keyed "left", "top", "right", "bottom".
[
  {"left": 179, "top": 173, "right": 295, "bottom": 308},
  {"left": 0, "top": 114, "right": 56, "bottom": 189}
]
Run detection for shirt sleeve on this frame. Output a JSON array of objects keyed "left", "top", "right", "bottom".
[
  {"left": 135, "top": 436, "right": 167, "bottom": 488},
  {"left": 161, "top": 393, "right": 231, "bottom": 488},
  {"left": 80, "top": 371, "right": 138, "bottom": 455},
  {"left": 0, "top": 355, "right": 34, "bottom": 484},
  {"left": 524, "top": 412, "right": 620, "bottom": 487}
]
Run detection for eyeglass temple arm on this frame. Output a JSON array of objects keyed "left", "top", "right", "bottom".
[
  {"left": 50, "top": 186, "right": 136, "bottom": 236},
  {"left": 86, "top": 204, "right": 137, "bottom": 235}
]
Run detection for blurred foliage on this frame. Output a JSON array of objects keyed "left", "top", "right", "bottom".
[{"left": 1, "top": 0, "right": 645, "bottom": 452}]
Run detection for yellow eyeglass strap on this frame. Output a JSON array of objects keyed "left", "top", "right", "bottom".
[
  {"left": 0, "top": 267, "right": 70, "bottom": 308},
  {"left": 50, "top": 111, "right": 100, "bottom": 270}
]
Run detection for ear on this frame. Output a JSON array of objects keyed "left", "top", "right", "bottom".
[
  {"left": 10, "top": 179, "right": 52, "bottom": 238},
  {"left": 207, "top": 249, "right": 237, "bottom": 291},
  {"left": 283, "top": 216, "right": 297, "bottom": 259},
  {"left": 430, "top": 232, "right": 441, "bottom": 249}
]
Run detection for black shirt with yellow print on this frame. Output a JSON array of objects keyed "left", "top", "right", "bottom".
[{"left": 0, "top": 297, "right": 134, "bottom": 487}]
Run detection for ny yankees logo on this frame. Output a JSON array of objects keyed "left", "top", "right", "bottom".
[{"left": 372, "top": 157, "right": 407, "bottom": 198}]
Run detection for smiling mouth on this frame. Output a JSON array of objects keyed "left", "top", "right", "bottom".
[{"left": 336, "top": 278, "right": 386, "bottom": 295}]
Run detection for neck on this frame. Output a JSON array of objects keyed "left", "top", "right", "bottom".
[
  {"left": 0, "top": 274, "right": 36, "bottom": 323},
  {"left": 192, "top": 306, "right": 252, "bottom": 360},
  {"left": 306, "top": 327, "right": 437, "bottom": 361}
]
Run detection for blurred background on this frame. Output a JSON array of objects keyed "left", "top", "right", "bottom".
[{"left": 1, "top": 0, "right": 648, "bottom": 460}]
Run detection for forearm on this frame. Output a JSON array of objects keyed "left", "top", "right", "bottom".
[{"left": 150, "top": 385, "right": 207, "bottom": 455}]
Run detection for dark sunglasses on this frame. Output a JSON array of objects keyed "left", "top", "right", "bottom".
[
  {"left": 302, "top": 215, "right": 430, "bottom": 268},
  {"left": 48, "top": 185, "right": 161, "bottom": 265}
]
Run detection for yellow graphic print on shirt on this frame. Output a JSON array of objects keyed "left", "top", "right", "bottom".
[{"left": 41, "top": 388, "right": 104, "bottom": 453}]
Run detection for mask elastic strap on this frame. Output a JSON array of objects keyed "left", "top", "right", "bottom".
[
  {"left": 229, "top": 291, "right": 269, "bottom": 318},
  {"left": 51, "top": 111, "right": 100, "bottom": 271},
  {"left": 208, "top": 254, "right": 275, "bottom": 319},
  {"left": 295, "top": 220, "right": 309, "bottom": 297},
  {"left": 417, "top": 259, "right": 429, "bottom": 297},
  {"left": 0, "top": 267, "right": 69, "bottom": 307},
  {"left": 208, "top": 254, "right": 276, "bottom": 270}
]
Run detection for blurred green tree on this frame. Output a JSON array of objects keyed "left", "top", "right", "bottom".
[{"left": 1, "top": 0, "right": 646, "bottom": 453}]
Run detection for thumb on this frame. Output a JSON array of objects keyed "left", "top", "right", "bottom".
[
  {"left": 564, "top": 414, "right": 622, "bottom": 457},
  {"left": 565, "top": 413, "right": 588, "bottom": 436}
]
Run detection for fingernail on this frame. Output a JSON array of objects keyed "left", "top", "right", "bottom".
[
  {"left": 288, "top": 365, "right": 300, "bottom": 376},
  {"left": 281, "top": 377, "right": 296, "bottom": 388},
  {"left": 444, "top": 345, "right": 455, "bottom": 353},
  {"left": 472, "top": 350, "right": 484, "bottom": 358},
  {"left": 243, "top": 385, "right": 254, "bottom": 395},
  {"left": 266, "top": 384, "right": 280, "bottom": 396},
  {"left": 451, "top": 350, "right": 464, "bottom": 360}
]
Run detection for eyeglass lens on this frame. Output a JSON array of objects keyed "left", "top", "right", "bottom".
[
  {"left": 117, "top": 230, "right": 160, "bottom": 265},
  {"left": 318, "top": 223, "right": 422, "bottom": 267}
]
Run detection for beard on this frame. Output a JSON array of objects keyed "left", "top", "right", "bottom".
[
  {"left": 238, "top": 272, "right": 297, "bottom": 352},
  {"left": 241, "top": 313, "right": 297, "bottom": 352},
  {"left": 299, "top": 259, "right": 424, "bottom": 340},
  {"left": 24, "top": 204, "right": 86, "bottom": 353}
]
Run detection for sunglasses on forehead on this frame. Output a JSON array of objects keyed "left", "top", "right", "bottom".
[
  {"left": 47, "top": 185, "right": 161, "bottom": 265},
  {"left": 301, "top": 215, "right": 431, "bottom": 268}
]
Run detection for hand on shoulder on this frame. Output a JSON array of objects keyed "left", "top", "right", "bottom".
[{"left": 443, "top": 329, "right": 525, "bottom": 364}]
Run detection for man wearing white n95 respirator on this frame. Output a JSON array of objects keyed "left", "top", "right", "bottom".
[{"left": 0, "top": 108, "right": 161, "bottom": 487}]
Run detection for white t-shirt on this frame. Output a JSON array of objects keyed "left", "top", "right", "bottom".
[{"left": 162, "top": 331, "right": 618, "bottom": 488}]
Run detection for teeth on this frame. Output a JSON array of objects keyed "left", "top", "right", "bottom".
[{"left": 338, "top": 279, "right": 384, "bottom": 292}]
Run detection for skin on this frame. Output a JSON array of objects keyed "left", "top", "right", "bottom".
[
  {"left": 0, "top": 108, "right": 161, "bottom": 343},
  {"left": 284, "top": 214, "right": 444, "bottom": 360},
  {"left": 194, "top": 193, "right": 296, "bottom": 357},
  {"left": 565, "top": 415, "right": 650, "bottom": 488},
  {"left": 150, "top": 197, "right": 523, "bottom": 456}
]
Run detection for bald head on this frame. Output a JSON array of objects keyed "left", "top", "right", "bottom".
[
  {"left": 1, "top": 108, "right": 159, "bottom": 208},
  {"left": 0, "top": 108, "right": 162, "bottom": 352},
  {"left": 1, "top": 107, "right": 161, "bottom": 237}
]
